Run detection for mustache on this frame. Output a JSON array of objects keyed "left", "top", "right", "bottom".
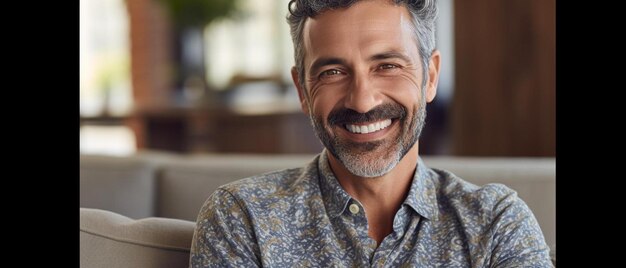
[{"left": 327, "top": 103, "right": 407, "bottom": 126}]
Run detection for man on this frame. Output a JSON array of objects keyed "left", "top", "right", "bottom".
[{"left": 191, "top": 0, "right": 552, "bottom": 267}]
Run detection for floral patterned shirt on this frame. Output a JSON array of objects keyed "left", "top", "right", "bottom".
[{"left": 191, "top": 151, "right": 552, "bottom": 267}]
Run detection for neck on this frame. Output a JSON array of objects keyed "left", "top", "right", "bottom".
[{"left": 326, "top": 143, "right": 419, "bottom": 245}]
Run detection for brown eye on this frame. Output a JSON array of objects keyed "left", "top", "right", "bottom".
[
  {"left": 379, "top": 64, "right": 398, "bottom": 70},
  {"left": 320, "top": 69, "right": 342, "bottom": 77}
]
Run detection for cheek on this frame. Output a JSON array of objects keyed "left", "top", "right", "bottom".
[
  {"left": 309, "top": 96, "right": 334, "bottom": 122},
  {"left": 310, "top": 87, "right": 347, "bottom": 118},
  {"left": 375, "top": 77, "right": 422, "bottom": 105}
]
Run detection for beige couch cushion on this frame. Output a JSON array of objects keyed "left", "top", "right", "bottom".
[
  {"left": 156, "top": 154, "right": 315, "bottom": 221},
  {"left": 80, "top": 155, "right": 158, "bottom": 219},
  {"left": 80, "top": 208, "right": 195, "bottom": 268}
]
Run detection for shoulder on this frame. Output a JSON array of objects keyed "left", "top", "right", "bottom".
[
  {"left": 200, "top": 158, "right": 320, "bottom": 218},
  {"left": 430, "top": 168, "right": 551, "bottom": 265},
  {"left": 433, "top": 170, "right": 549, "bottom": 256},
  {"left": 219, "top": 166, "right": 316, "bottom": 203},
  {"left": 194, "top": 165, "right": 317, "bottom": 227},
  {"left": 430, "top": 167, "right": 539, "bottom": 233},
  {"left": 432, "top": 167, "right": 521, "bottom": 213}
]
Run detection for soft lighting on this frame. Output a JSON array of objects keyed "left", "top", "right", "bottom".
[{"left": 80, "top": 125, "right": 136, "bottom": 156}]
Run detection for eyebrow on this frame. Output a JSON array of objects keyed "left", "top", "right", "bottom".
[
  {"left": 309, "top": 57, "right": 348, "bottom": 77},
  {"left": 369, "top": 51, "right": 412, "bottom": 63}
]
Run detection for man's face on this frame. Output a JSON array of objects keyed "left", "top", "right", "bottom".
[{"left": 293, "top": 0, "right": 439, "bottom": 177}]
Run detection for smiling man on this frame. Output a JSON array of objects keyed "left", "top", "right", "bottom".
[{"left": 191, "top": 0, "right": 552, "bottom": 267}]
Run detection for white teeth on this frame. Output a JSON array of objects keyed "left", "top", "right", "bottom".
[{"left": 346, "top": 119, "right": 392, "bottom": 134}]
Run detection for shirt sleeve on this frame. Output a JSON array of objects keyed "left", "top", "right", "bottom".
[
  {"left": 190, "top": 188, "right": 262, "bottom": 268},
  {"left": 488, "top": 186, "right": 553, "bottom": 268}
]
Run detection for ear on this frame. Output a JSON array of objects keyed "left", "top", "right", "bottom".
[
  {"left": 291, "top": 67, "right": 310, "bottom": 115},
  {"left": 425, "top": 50, "right": 441, "bottom": 103}
]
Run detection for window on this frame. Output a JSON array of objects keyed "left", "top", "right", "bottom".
[
  {"left": 80, "top": 0, "right": 135, "bottom": 155},
  {"left": 80, "top": 0, "right": 132, "bottom": 116},
  {"left": 205, "top": 0, "right": 294, "bottom": 89}
]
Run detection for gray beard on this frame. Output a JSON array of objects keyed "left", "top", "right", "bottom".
[{"left": 309, "top": 100, "right": 426, "bottom": 178}]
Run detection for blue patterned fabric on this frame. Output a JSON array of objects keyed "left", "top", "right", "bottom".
[{"left": 191, "top": 151, "right": 552, "bottom": 267}]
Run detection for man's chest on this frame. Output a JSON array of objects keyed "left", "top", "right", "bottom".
[{"left": 253, "top": 213, "right": 483, "bottom": 267}]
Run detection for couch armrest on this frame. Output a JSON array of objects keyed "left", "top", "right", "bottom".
[{"left": 80, "top": 208, "right": 195, "bottom": 268}]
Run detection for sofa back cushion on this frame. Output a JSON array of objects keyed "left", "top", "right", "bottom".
[
  {"left": 80, "top": 208, "right": 195, "bottom": 268},
  {"left": 80, "top": 155, "right": 157, "bottom": 219},
  {"left": 156, "top": 154, "right": 315, "bottom": 221}
]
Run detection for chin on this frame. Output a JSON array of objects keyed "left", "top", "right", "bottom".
[{"left": 334, "top": 142, "right": 403, "bottom": 178}]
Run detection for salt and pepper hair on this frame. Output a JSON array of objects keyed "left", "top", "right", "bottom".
[{"left": 287, "top": 0, "right": 438, "bottom": 91}]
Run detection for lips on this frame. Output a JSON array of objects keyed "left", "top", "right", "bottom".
[{"left": 345, "top": 119, "right": 392, "bottom": 134}]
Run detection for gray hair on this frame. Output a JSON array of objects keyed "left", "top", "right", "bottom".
[{"left": 287, "top": 0, "right": 438, "bottom": 91}]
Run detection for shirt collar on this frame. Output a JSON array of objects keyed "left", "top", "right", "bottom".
[
  {"left": 404, "top": 157, "right": 439, "bottom": 221},
  {"left": 316, "top": 149, "right": 439, "bottom": 221},
  {"left": 317, "top": 150, "right": 353, "bottom": 218}
]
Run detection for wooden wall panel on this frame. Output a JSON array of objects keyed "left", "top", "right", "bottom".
[
  {"left": 125, "top": 0, "right": 173, "bottom": 148},
  {"left": 452, "top": 0, "right": 555, "bottom": 156}
]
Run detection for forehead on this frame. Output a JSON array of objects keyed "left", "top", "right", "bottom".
[{"left": 302, "top": 0, "right": 417, "bottom": 61}]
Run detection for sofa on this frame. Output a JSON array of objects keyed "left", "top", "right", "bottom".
[{"left": 80, "top": 151, "right": 556, "bottom": 267}]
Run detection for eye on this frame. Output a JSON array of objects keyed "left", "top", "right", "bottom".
[
  {"left": 378, "top": 64, "right": 399, "bottom": 70},
  {"left": 319, "top": 69, "right": 343, "bottom": 78}
]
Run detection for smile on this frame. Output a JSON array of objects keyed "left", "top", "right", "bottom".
[{"left": 345, "top": 119, "right": 392, "bottom": 134}]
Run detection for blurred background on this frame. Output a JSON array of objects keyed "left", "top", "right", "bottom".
[{"left": 79, "top": 0, "right": 555, "bottom": 157}]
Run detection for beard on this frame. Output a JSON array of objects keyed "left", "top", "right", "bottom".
[{"left": 309, "top": 99, "right": 427, "bottom": 178}]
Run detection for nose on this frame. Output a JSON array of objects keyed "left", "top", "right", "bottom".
[{"left": 344, "top": 73, "right": 383, "bottom": 114}]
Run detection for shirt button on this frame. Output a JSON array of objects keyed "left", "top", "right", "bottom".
[{"left": 349, "top": 204, "right": 360, "bottom": 214}]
